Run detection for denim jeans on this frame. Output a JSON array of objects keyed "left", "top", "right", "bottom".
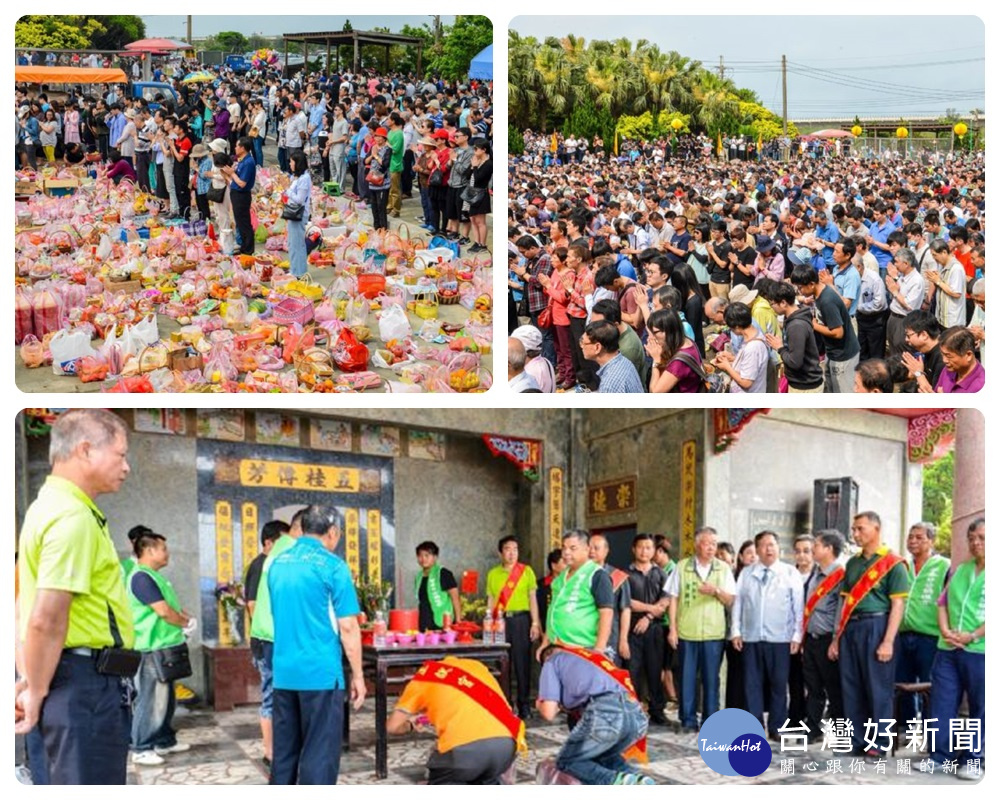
[
  {"left": 895, "top": 632, "right": 939, "bottom": 721},
  {"left": 824, "top": 353, "right": 859, "bottom": 393},
  {"left": 930, "top": 649, "right": 985, "bottom": 768},
  {"left": 253, "top": 136, "right": 265, "bottom": 167},
  {"left": 679, "top": 639, "right": 724, "bottom": 729},
  {"left": 131, "top": 652, "right": 177, "bottom": 752},
  {"left": 556, "top": 692, "right": 647, "bottom": 785},
  {"left": 251, "top": 639, "right": 275, "bottom": 720}
]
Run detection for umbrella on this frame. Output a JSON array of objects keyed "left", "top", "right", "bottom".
[
  {"left": 808, "top": 129, "right": 855, "bottom": 139},
  {"left": 124, "top": 38, "right": 191, "bottom": 52},
  {"left": 181, "top": 70, "right": 215, "bottom": 84}
]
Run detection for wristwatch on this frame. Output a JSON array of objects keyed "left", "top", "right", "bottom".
[{"left": 914, "top": 371, "right": 924, "bottom": 378}]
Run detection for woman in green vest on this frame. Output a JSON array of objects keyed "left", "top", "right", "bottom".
[
  {"left": 930, "top": 518, "right": 985, "bottom": 779},
  {"left": 127, "top": 529, "right": 194, "bottom": 766},
  {"left": 120, "top": 524, "right": 152, "bottom": 581},
  {"left": 415, "top": 541, "right": 462, "bottom": 631}
]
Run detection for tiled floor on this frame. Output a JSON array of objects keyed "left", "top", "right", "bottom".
[{"left": 122, "top": 703, "right": 973, "bottom": 785}]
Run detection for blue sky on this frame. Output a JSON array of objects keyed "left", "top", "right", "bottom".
[{"left": 510, "top": 15, "right": 985, "bottom": 119}]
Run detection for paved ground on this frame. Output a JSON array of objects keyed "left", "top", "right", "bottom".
[
  {"left": 16, "top": 141, "right": 493, "bottom": 393},
  {"left": 114, "top": 702, "right": 973, "bottom": 785}
]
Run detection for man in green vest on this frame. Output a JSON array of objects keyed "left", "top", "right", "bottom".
[
  {"left": 415, "top": 540, "right": 462, "bottom": 631},
  {"left": 653, "top": 535, "right": 679, "bottom": 708},
  {"left": 248, "top": 509, "right": 305, "bottom": 769},
  {"left": 896, "top": 521, "right": 950, "bottom": 724},
  {"left": 665, "top": 526, "right": 735, "bottom": 733},
  {"left": 539, "top": 530, "right": 614, "bottom": 657},
  {"left": 127, "top": 529, "right": 194, "bottom": 765},
  {"left": 930, "top": 518, "right": 984, "bottom": 780}
]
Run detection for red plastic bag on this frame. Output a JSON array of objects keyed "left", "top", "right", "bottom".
[
  {"left": 282, "top": 324, "right": 316, "bottom": 364},
  {"left": 331, "top": 328, "right": 369, "bottom": 373},
  {"left": 103, "top": 375, "right": 155, "bottom": 393},
  {"left": 15, "top": 286, "right": 34, "bottom": 344},
  {"left": 78, "top": 356, "right": 110, "bottom": 383}
]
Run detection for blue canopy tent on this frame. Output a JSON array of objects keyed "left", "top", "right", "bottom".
[{"left": 468, "top": 44, "right": 493, "bottom": 80}]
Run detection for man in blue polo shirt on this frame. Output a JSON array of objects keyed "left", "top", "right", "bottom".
[
  {"left": 812, "top": 210, "right": 840, "bottom": 270},
  {"left": 865, "top": 202, "right": 898, "bottom": 276},
  {"left": 268, "top": 505, "right": 366, "bottom": 785}
]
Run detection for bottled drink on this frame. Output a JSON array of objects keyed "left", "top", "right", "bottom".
[
  {"left": 442, "top": 612, "right": 451, "bottom": 630},
  {"left": 482, "top": 611, "right": 494, "bottom": 645},
  {"left": 494, "top": 614, "right": 506, "bottom": 645},
  {"left": 373, "top": 610, "right": 387, "bottom": 648}
]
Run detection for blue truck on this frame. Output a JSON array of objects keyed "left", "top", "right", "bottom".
[{"left": 225, "top": 55, "right": 250, "bottom": 74}]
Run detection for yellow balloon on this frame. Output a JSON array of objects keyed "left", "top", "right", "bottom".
[
  {"left": 896, "top": 127, "right": 909, "bottom": 139},
  {"left": 851, "top": 125, "right": 862, "bottom": 137},
  {"left": 671, "top": 118, "right": 683, "bottom": 131},
  {"left": 954, "top": 122, "right": 968, "bottom": 137}
]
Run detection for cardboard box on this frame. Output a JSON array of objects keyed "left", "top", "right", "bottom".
[
  {"left": 44, "top": 178, "right": 79, "bottom": 197},
  {"left": 102, "top": 278, "right": 142, "bottom": 294},
  {"left": 15, "top": 180, "right": 38, "bottom": 195}
]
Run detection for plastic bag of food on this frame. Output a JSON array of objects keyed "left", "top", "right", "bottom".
[
  {"left": 331, "top": 327, "right": 369, "bottom": 373},
  {"left": 50, "top": 328, "right": 96, "bottom": 375},
  {"left": 19, "top": 335, "right": 46, "bottom": 368},
  {"left": 378, "top": 303, "right": 412, "bottom": 343}
]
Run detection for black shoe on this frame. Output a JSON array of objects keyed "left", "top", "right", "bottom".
[
  {"left": 649, "top": 715, "right": 669, "bottom": 726},
  {"left": 518, "top": 706, "right": 532, "bottom": 720},
  {"left": 262, "top": 756, "right": 271, "bottom": 769}
]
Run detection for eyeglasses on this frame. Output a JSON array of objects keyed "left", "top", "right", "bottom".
[{"left": 579, "top": 338, "right": 597, "bottom": 348}]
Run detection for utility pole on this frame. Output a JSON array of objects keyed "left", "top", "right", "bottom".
[
  {"left": 717, "top": 56, "right": 726, "bottom": 81},
  {"left": 781, "top": 54, "right": 788, "bottom": 135},
  {"left": 187, "top": 15, "right": 193, "bottom": 45}
]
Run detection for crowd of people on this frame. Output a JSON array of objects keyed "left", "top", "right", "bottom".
[
  {"left": 14, "top": 410, "right": 986, "bottom": 785},
  {"left": 507, "top": 132, "right": 985, "bottom": 393},
  {"left": 16, "top": 64, "right": 494, "bottom": 258}
]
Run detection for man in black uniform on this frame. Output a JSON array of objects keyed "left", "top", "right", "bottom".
[
  {"left": 589, "top": 534, "right": 631, "bottom": 666},
  {"left": 626, "top": 534, "right": 668, "bottom": 725}
]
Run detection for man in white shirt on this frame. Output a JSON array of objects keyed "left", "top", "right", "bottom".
[
  {"left": 508, "top": 338, "right": 541, "bottom": 392},
  {"left": 730, "top": 531, "right": 804, "bottom": 740},
  {"left": 924, "top": 239, "right": 967, "bottom": 329},
  {"left": 885, "top": 248, "right": 927, "bottom": 356}
]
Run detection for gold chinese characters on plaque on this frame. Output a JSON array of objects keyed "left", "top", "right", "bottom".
[{"left": 587, "top": 476, "right": 637, "bottom": 517}]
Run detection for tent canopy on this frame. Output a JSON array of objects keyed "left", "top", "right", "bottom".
[
  {"left": 15, "top": 66, "right": 128, "bottom": 84},
  {"left": 125, "top": 38, "right": 191, "bottom": 53},
  {"left": 468, "top": 44, "right": 492, "bottom": 80},
  {"left": 805, "top": 129, "right": 854, "bottom": 139}
]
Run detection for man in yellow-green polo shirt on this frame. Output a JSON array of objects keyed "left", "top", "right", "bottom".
[
  {"left": 486, "top": 535, "right": 541, "bottom": 719},
  {"left": 16, "top": 409, "right": 136, "bottom": 785}
]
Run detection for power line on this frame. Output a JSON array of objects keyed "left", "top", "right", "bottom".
[
  {"left": 785, "top": 65, "right": 983, "bottom": 101},
  {"left": 787, "top": 61, "right": 982, "bottom": 96}
]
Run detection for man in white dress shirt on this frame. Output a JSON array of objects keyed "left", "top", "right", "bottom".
[{"left": 730, "top": 531, "right": 804, "bottom": 740}]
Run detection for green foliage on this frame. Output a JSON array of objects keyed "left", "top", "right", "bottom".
[
  {"left": 922, "top": 450, "right": 954, "bottom": 557},
  {"left": 15, "top": 15, "right": 105, "bottom": 49},
  {"left": 508, "top": 124, "right": 525, "bottom": 156},
  {"left": 563, "top": 95, "right": 616, "bottom": 145},
  {"left": 460, "top": 594, "right": 488, "bottom": 622},
  {"left": 426, "top": 15, "right": 492, "bottom": 81},
  {"left": 616, "top": 111, "right": 654, "bottom": 141},
  {"left": 89, "top": 15, "right": 145, "bottom": 50},
  {"left": 215, "top": 31, "right": 250, "bottom": 54},
  {"left": 656, "top": 110, "right": 692, "bottom": 136}
]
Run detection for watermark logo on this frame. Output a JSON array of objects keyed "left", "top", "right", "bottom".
[{"left": 698, "top": 708, "right": 772, "bottom": 777}]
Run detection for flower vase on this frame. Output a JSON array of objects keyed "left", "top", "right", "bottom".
[{"left": 225, "top": 605, "right": 244, "bottom": 646}]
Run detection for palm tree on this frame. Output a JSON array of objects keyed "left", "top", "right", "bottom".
[{"left": 694, "top": 72, "right": 740, "bottom": 136}]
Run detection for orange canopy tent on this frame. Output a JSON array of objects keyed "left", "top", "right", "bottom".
[{"left": 15, "top": 66, "right": 128, "bottom": 84}]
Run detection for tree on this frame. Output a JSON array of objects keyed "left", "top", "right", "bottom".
[
  {"left": 15, "top": 15, "right": 106, "bottom": 49},
  {"left": 216, "top": 31, "right": 249, "bottom": 54},
  {"left": 508, "top": 124, "right": 525, "bottom": 156},
  {"left": 89, "top": 15, "right": 145, "bottom": 50},
  {"left": 922, "top": 451, "right": 954, "bottom": 557},
  {"left": 427, "top": 15, "right": 492, "bottom": 81}
]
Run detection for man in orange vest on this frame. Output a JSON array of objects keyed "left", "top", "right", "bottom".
[
  {"left": 801, "top": 530, "right": 846, "bottom": 741},
  {"left": 829, "top": 511, "right": 910, "bottom": 759},
  {"left": 536, "top": 644, "right": 654, "bottom": 784},
  {"left": 387, "top": 657, "right": 524, "bottom": 784},
  {"left": 588, "top": 533, "right": 631, "bottom": 667}
]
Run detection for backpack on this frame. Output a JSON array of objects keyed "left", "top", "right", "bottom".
[{"left": 668, "top": 350, "right": 727, "bottom": 393}]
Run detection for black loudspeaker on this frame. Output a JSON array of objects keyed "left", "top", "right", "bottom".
[{"left": 812, "top": 478, "right": 859, "bottom": 537}]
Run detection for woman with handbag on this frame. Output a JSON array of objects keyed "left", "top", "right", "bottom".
[
  {"left": 127, "top": 529, "right": 194, "bottom": 766},
  {"left": 285, "top": 151, "right": 313, "bottom": 277},
  {"left": 191, "top": 143, "right": 213, "bottom": 224},
  {"left": 365, "top": 127, "right": 393, "bottom": 232},
  {"left": 465, "top": 138, "right": 492, "bottom": 253},
  {"left": 645, "top": 307, "right": 705, "bottom": 393}
]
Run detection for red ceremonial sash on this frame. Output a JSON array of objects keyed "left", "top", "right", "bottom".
[
  {"left": 557, "top": 645, "right": 648, "bottom": 763},
  {"left": 803, "top": 565, "right": 845, "bottom": 635},
  {"left": 610, "top": 568, "right": 629, "bottom": 593},
  {"left": 836, "top": 550, "right": 904, "bottom": 638},
  {"left": 494, "top": 562, "right": 527, "bottom": 614},
  {"left": 411, "top": 660, "right": 526, "bottom": 750}
]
